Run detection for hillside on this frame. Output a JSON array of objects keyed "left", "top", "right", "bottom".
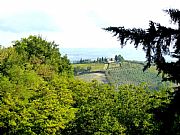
[
  {"left": 73, "top": 61, "right": 170, "bottom": 90},
  {"left": 106, "top": 61, "right": 170, "bottom": 89}
]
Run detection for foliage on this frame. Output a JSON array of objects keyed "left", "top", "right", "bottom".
[
  {"left": 74, "top": 54, "right": 124, "bottom": 64},
  {"left": 0, "top": 36, "right": 75, "bottom": 134},
  {"left": 116, "top": 84, "right": 172, "bottom": 134},
  {"left": 0, "top": 67, "right": 76, "bottom": 134},
  {"left": 62, "top": 80, "right": 172, "bottom": 135},
  {"left": 62, "top": 80, "right": 126, "bottom": 135},
  {"left": 0, "top": 35, "right": 176, "bottom": 135},
  {"left": 13, "top": 35, "right": 73, "bottom": 76},
  {"left": 115, "top": 54, "right": 124, "bottom": 63},
  {"left": 104, "top": 9, "right": 180, "bottom": 84},
  {"left": 104, "top": 8, "right": 180, "bottom": 134}
]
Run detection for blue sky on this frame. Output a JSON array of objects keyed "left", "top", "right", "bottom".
[{"left": 0, "top": 0, "right": 179, "bottom": 49}]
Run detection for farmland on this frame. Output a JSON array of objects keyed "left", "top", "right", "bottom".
[
  {"left": 73, "top": 61, "right": 170, "bottom": 89},
  {"left": 105, "top": 61, "right": 170, "bottom": 89}
]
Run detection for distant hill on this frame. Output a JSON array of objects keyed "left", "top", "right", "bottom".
[
  {"left": 106, "top": 61, "right": 171, "bottom": 90},
  {"left": 72, "top": 61, "right": 171, "bottom": 90},
  {"left": 60, "top": 48, "right": 146, "bottom": 62}
]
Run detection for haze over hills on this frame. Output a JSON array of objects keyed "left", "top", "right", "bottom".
[{"left": 61, "top": 47, "right": 146, "bottom": 62}]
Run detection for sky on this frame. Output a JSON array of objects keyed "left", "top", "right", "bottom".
[{"left": 0, "top": 0, "right": 179, "bottom": 49}]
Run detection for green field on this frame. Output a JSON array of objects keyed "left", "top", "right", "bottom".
[
  {"left": 73, "top": 63, "right": 105, "bottom": 71},
  {"left": 73, "top": 61, "right": 170, "bottom": 89},
  {"left": 106, "top": 62, "right": 170, "bottom": 89},
  {"left": 75, "top": 72, "right": 108, "bottom": 83}
]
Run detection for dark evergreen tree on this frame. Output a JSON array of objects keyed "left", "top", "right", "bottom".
[
  {"left": 101, "top": 57, "right": 104, "bottom": 62},
  {"left": 115, "top": 55, "right": 118, "bottom": 62},
  {"left": 104, "top": 9, "right": 180, "bottom": 134}
]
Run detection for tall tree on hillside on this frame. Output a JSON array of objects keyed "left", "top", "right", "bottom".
[
  {"left": 115, "top": 55, "right": 118, "bottom": 62},
  {"left": 102, "top": 57, "right": 104, "bottom": 62},
  {"left": 104, "top": 9, "right": 180, "bottom": 134}
]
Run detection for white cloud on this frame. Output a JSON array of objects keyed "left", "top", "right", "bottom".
[
  {"left": 0, "top": 11, "right": 59, "bottom": 33},
  {"left": 0, "top": 0, "right": 180, "bottom": 48}
]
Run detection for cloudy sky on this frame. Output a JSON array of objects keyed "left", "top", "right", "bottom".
[{"left": 0, "top": 0, "right": 179, "bottom": 49}]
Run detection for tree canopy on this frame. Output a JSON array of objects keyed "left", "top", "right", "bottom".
[
  {"left": 104, "top": 9, "right": 180, "bottom": 134},
  {"left": 0, "top": 35, "right": 177, "bottom": 134},
  {"left": 0, "top": 35, "right": 75, "bottom": 134}
]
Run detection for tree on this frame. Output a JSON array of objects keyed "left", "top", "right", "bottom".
[
  {"left": 13, "top": 35, "right": 73, "bottom": 77},
  {"left": 115, "top": 54, "right": 124, "bottom": 63},
  {"left": 117, "top": 54, "right": 124, "bottom": 63},
  {"left": 62, "top": 80, "right": 126, "bottom": 135},
  {"left": 115, "top": 55, "right": 118, "bottom": 62},
  {"left": 0, "top": 36, "right": 76, "bottom": 134},
  {"left": 101, "top": 57, "right": 104, "bottom": 62},
  {"left": 104, "top": 9, "right": 180, "bottom": 134},
  {"left": 0, "top": 64, "right": 76, "bottom": 134},
  {"left": 116, "top": 84, "right": 171, "bottom": 134}
]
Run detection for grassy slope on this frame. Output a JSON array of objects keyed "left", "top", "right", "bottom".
[
  {"left": 73, "top": 63, "right": 107, "bottom": 83},
  {"left": 76, "top": 73, "right": 108, "bottom": 83},
  {"left": 73, "top": 62, "right": 170, "bottom": 89},
  {"left": 73, "top": 63, "right": 105, "bottom": 71},
  {"left": 106, "top": 61, "right": 170, "bottom": 89}
]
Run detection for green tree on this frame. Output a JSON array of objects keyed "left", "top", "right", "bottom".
[
  {"left": 62, "top": 80, "right": 126, "bottom": 135},
  {"left": 0, "top": 67, "right": 76, "bottom": 134},
  {"left": 0, "top": 36, "right": 76, "bottom": 134},
  {"left": 13, "top": 35, "right": 73, "bottom": 77},
  {"left": 117, "top": 54, "right": 124, "bottom": 63},
  {"left": 116, "top": 84, "right": 171, "bottom": 134},
  {"left": 104, "top": 9, "right": 180, "bottom": 134}
]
